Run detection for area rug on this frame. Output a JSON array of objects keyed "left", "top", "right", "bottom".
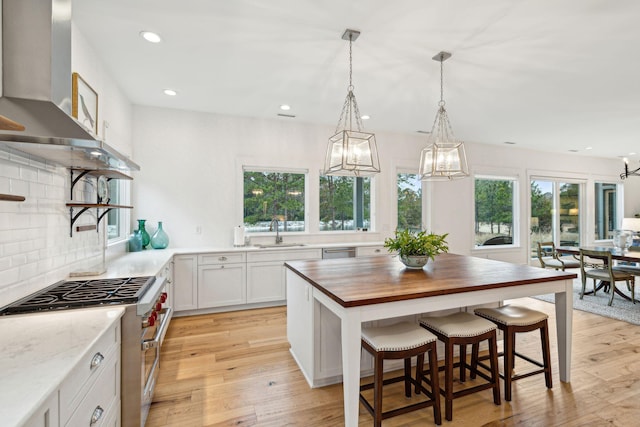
[{"left": 533, "top": 277, "right": 640, "bottom": 325}]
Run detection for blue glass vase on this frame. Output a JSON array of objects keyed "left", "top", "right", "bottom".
[
  {"left": 137, "top": 219, "right": 150, "bottom": 249},
  {"left": 128, "top": 229, "right": 143, "bottom": 252},
  {"left": 151, "top": 221, "right": 169, "bottom": 249}
]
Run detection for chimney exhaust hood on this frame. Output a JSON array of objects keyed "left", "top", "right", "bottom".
[{"left": 0, "top": 0, "right": 139, "bottom": 171}]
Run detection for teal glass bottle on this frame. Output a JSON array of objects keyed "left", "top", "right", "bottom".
[
  {"left": 137, "top": 219, "right": 150, "bottom": 249},
  {"left": 128, "top": 229, "right": 143, "bottom": 252},
  {"left": 151, "top": 221, "right": 169, "bottom": 249}
]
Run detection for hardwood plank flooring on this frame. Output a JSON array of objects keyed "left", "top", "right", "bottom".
[{"left": 147, "top": 298, "right": 640, "bottom": 426}]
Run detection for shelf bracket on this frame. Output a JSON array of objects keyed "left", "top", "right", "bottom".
[
  {"left": 70, "top": 170, "right": 90, "bottom": 201},
  {"left": 69, "top": 206, "right": 91, "bottom": 237},
  {"left": 97, "top": 208, "right": 114, "bottom": 227}
]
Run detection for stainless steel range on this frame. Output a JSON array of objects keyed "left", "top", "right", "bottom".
[{"left": 0, "top": 274, "right": 172, "bottom": 427}]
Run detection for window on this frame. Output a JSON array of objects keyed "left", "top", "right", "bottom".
[
  {"left": 474, "top": 176, "right": 517, "bottom": 247},
  {"left": 530, "top": 179, "right": 582, "bottom": 254},
  {"left": 319, "top": 175, "right": 370, "bottom": 231},
  {"left": 397, "top": 173, "right": 422, "bottom": 232},
  {"left": 107, "top": 179, "right": 129, "bottom": 242},
  {"left": 594, "top": 182, "right": 619, "bottom": 240},
  {"left": 243, "top": 169, "right": 306, "bottom": 233}
]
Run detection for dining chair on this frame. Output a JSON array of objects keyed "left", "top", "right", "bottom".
[
  {"left": 536, "top": 242, "right": 580, "bottom": 271},
  {"left": 579, "top": 249, "right": 635, "bottom": 306}
]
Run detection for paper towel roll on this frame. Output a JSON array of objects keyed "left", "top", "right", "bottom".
[{"left": 233, "top": 225, "right": 245, "bottom": 246}]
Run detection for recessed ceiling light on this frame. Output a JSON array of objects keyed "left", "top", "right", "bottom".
[
  {"left": 361, "top": 115, "right": 370, "bottom": 120},
  {"left": 585, "top": 147, "right": 593, "bottom": 150},
  {"left": 629, "top": 152, "right": 637, "bottom": 156},
  {"left": 140, "top": 31, "right": 162, "bottom": 43},
  {"left": 280, "top": 105, "right": 291, "bottom": 111},
  {"left": 163, "top": 89, "right": 177, "bottom": 96}
]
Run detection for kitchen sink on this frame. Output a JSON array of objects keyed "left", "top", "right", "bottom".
[{"left": 254, "top": 243, "right": 306, "bottom": 248}]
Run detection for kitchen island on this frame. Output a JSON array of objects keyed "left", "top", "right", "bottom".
[{"left": 285, "top": 253, "right": 576, "bottom": 427}]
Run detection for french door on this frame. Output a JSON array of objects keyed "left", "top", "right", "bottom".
[{"left": 530, "top": 179, "right": 583, "bottom": 258}]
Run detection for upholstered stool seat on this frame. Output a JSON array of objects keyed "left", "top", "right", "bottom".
[
  {"left": 360, "top": 322, "right": 441, "bottom": 426},
  {"left": 419, "top": 312, "right": 501, "bottom": 421},
  {"left": 473, "top": 305, "right": 552, "bottom": 401}
]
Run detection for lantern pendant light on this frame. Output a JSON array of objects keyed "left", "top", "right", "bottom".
[
  {"left": 324, "top": 29, "right": 380, "bottom": 177},
  {"left": 419, "top": 51, "right": 469, "bottom": 181}
]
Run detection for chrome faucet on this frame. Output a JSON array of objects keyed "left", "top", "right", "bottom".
[{"left": 269, "top": 217, "right": 283, "bottom": 244}]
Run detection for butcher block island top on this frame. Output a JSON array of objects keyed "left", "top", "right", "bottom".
[{"left": 284, "top": 252, "right": 577, "bottom": 307}]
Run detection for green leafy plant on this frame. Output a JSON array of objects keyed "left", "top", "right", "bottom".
[{"left": 384, "top": 229, "right": 449, "bottom": 261}]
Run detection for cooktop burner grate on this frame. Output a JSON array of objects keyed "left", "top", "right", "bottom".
[{"left": 0, "top": 276, "right": 155, "bottom": 315}]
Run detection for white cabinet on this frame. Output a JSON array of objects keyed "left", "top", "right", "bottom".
[
  {"left": 60, "top": 320, "right": 121, "bottom": 427},
  {"left": 173, "top": 255, "right": 198, "bottom": 311},
  {"left": 23, "top": 393, "right": 59, "bottom": 427},
  {"left": 356, "top": 245, "right": 388, "bottom": 257},
  {"left": 247, "top": 249, "right": 321, "bottom": 304},
  {"left": 198, "top": 252, "right": 247, "bottom": 308}
]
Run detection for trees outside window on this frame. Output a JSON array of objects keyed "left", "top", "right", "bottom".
[
  {"left": 474, "top": 177, "right": 516, "bottom": 246},
  {"left": 319, "top": 175, "right": 370, "bottom": 231},
  {"left": 243, "top": 170, "right": 305, "bottom": 232},
  {"left": 397, "top": 173, "right": 422, "bottom": 232}
]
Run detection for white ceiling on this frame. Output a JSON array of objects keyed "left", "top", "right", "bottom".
[{"left": 73, "top": 0, "right": 640, "bottom": 161}]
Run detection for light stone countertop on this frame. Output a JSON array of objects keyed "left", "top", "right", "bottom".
[
  {"left": 0, "top": 241, "right": 386, "bottom": 425},
  {"left": 0, "top": 307, "right": 125, "bottom": 427}
]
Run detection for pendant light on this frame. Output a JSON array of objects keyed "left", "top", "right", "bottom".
[
  {"left": 419, "top": 52, "right": 469, "bottom": 181},
  {"left": 324, "top": 29, "right": 380, "bottom": 177}
]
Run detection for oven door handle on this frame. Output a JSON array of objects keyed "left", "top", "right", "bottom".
[{"left": 141, "top": 307, "right": 173, "bottom": 350}]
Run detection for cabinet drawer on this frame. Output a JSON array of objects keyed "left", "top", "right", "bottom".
[
  {"left": 65, "top": 356, "right": 118, "bottom": 427},
  {"left": 356, "top": 246, "right": 388, "bottom": 257},
  {"left": 199, "top": 252, "right": 245, "bottom": 265},
  {"left": 247, "top": 248, "right": 322, "bottom": 263},
  {"left": 60, "top": 322, "right": 120, "bottom": 423}
]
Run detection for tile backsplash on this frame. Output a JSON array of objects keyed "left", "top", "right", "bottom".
[{"left": 0, "top": 149, "right": 104, "bottom": 307}]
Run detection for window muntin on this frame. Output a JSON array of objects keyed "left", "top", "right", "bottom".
[
  {"left": 474, "top": 176, "right": 516, "bottom": 247},
  {"left": 319, "top": 175, "right": 370, "bottom": 231},
  {"left": 594, "top": 182, "right": 618, "bottom": 240},
  {"left": 397, "top": 173, "right": 422, "bottom": 232},
  {"left": 243, "top": 170, "right": 306, "bottom": 233}
]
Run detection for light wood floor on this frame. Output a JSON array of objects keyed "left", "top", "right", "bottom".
[{"left": 147, "top": 298, "right": 640, "bottom": 426}]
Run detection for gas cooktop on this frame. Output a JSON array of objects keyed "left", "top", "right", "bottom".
[{"left": 0, "top": 276, "right": 155, "bottom": 315}]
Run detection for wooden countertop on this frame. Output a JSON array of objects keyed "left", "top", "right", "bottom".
[{"left": 285, "top": 253, "right": 576, "bottom": 308}]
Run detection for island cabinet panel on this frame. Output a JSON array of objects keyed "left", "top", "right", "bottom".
[
  {"left": 286, "top": 272, "right": 314, "bottom": 380},
  {"left": 23, "top": 392, "right": 59, "bottom": 427},
  {"left": 198, "top": 263, "right": 247, "bottom": 308},
  {"left": 173, "top": 255, "right": 198, "bottom": 311}
]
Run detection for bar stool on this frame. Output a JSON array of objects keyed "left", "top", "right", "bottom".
[
  {"left": 473, "top": 305, "right": 552, "bottom": 401},
  {"left": 360, "top": 321, "right": 442, "bottom": 426},
  {"left": 419, "top": 312, "right": 501, "bottom": 422}
]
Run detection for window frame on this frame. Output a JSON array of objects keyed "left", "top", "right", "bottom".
[
  {"left": 318, "top": 173, "right": 373, "bottom": 233},
  {"left": 107, "top": 179, "right": 131, "bottom": 246},
  {"left": 593, "top": 180, "right": 623, "bottom": 243},
  {"left": 473, "top": 174, "right": 520, "bottom": 249},
  {"left": 242, "top": 166, "right": 309, "bottom": 234}
]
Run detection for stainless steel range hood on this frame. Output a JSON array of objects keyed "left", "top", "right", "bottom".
[{"left": 0, "top": 0, "right": 139, "bottom": 171}]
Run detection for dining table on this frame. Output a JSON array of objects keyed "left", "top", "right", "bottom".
[
  {"left": 556, "top": 245, "right": 640, "bottom": 300},
  {"left": 285, "top": 253, "right": 576, "bottom": 427}
]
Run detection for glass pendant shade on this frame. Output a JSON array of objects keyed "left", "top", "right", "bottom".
[
  {"left": 325, "top": 129, "right": 380, "bottom": 177},
  {"left": 419, "top": 52, "right": 469, "bottom": 181},
  {"left": 419, "top": 107, "right": 469, "bottom": 180},
  {"left": 324, "top": 29, "right": 380, "bottom": 177}
]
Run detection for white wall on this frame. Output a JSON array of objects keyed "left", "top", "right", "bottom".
[
  {"left": 0, "top": 24, "right": 133, "bottom": 306},
  {"left": 132, "top": 105, "right": 623, "bottom": 266}
]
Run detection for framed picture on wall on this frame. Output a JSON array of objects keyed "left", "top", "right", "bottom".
[{"left": 72, "top": 72, "right": 98, "bottom": 135}]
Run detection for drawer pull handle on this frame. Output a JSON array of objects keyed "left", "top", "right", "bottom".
[
  {"left": 90, "top": 406, "right": 104, "bottom": 425},
  {"left": 374, "top": 249, "right": 380, "bottom": 253},
  {"left": 219, "top": 256, "right": 227, "bottom": 261},
  {"left": 90, "top": 352, "right": 104, "bottom": 370}
]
